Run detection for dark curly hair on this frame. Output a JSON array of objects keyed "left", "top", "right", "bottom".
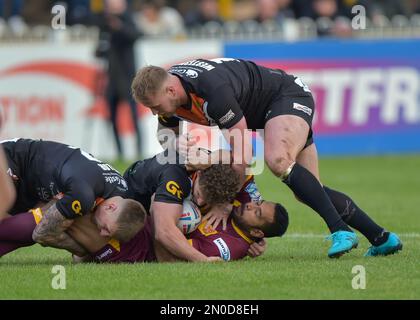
[{"left": 199, "top": 164, "right": 240, "bottom": 205}]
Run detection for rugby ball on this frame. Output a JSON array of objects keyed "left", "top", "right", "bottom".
[{"left": 177, "top": 199, "right": 202, "bottom": 234}]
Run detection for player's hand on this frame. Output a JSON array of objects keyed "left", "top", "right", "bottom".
[
  {"left": 185, "top": 146, "right": 213, "bottom": 171},
  {"left": 206, "top": 256, "right": 223, "bottom": 262},
  {"left": 177, "top": 133, "right": 198, "bottom": 158},
  {"left": 205, "top": 203, "right": 233, "bottom": 231},
  {"left": 247, "top": 238, "right": 267, "bottom": 258}
]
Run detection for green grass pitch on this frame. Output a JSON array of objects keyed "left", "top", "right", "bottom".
[{"left": 1, "top": 155, "right": 419, "bottom": 299}]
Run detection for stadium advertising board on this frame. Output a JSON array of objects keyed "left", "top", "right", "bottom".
[{"left": 225, "top": 39, "right": 420, "bottom": 155}]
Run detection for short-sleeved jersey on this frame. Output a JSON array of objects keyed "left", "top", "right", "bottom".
[
  {"left": 94, "top": 175, "right": 261, "bottom": 263},
  {"left": 187, "top": 217, "right": 253, "bottom": 261},
  {"left": 159, "top": 58, "right": 297, "bottom": 130},
  {"left": 92, "top": 214, "right": 253, "bottom": 263},
  {"left": 234, "top": 175, "right": 262, "bottom": 205},
  {"left": 123, "top": 152, "right": 192, "bottom": 212},
  {"left": 2, "top": 138, "right": 128, "bottom": 218},
  {"left": 93, "top": 217, "right": 156, "bottom": 263},
  {"left": 187, "top": 175, "right": 260, "bottom": 261}
]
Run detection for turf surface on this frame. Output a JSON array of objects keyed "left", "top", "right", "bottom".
[{"left": 1, "top": 155, "right": 419, "bottom": 299}]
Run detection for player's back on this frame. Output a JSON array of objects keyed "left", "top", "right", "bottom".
[
  {"left": 2, "top": 138, "right": 79, "bottom": 200},
  {"left": 123, "top": 151, "right": 191, "bottom": 211},
  {"left": 2, "top": 138, "right": 128, "bottom": 215},
  {"left": 169, "top": 58, "right": 291, "bottom": 128},
  {"left": 2, "top": 138, "right": 74, "bottom": 178}
]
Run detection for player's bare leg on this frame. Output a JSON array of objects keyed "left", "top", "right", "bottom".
[{"left": 264, "top": 114, "right": 358, "bottom": 257}]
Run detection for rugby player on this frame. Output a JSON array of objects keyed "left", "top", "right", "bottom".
[
  {"left": 66, "top": 176, "right": 289, "bottom": 263},
  {"left": 0, "top": 138, "right": 145, "bottom": 256},
  {"left": 0, "top": 163, "right": 273, "bottom": 262},
  {"left": 131, "top": 58, "right": 402, "bottom": 258},
  {"left": 118, "top": 151, "right": 241, "bottom": 262}
]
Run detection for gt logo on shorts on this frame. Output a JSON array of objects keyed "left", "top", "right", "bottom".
[
  {"left": 166, "top": 181, "right": 183, "bottom": 199},
  {"left": 71, "top": 200, "right": 82, "bottom": 215},
  {"left": 293, "top": 103, "right": 312, "bottom": 116}
]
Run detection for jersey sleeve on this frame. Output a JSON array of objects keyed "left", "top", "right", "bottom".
[
  {"left": 158, "top": 115, "right": 181, "bottom": 128},
  {"left": 190, "top": 233, "right": 250, "bottom": 261},
  {"left": 206, "top": 86, "right": 244, "bottom": 129},
  {"left": 55, "top": 179, "right": 96, "bottom": 219},
  {"left": 235, "top": 176, "right": 263, "bottom": 204},
  {"left": 153, "top": 166, "right": 191, "bottom": 205}
]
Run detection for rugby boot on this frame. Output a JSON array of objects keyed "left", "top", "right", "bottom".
[
  {"left": 326, "top": 231, "right": 359, "bottom": 258},
  {"left": 364, "top": 232, "right": 402, "bottom": 257}
]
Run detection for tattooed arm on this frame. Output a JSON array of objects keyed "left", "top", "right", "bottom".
[{"left": 32, "top": 204, "right": 88, "bottom": 256}]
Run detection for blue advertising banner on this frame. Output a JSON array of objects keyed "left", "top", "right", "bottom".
[{"left": 224, "top": 39, "right": 420, "bottom": 155}]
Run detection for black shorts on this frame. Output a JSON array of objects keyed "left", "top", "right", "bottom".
[
  {"left": 265, "top": 75, "right": 315, "bottom": 149},
  {"left": 9, "top": 192, "right": 38, "bottom": 216},
  {"left": 7, "top": 162, "right": 38, "bottom": 216},
  {"left": 4, "top": 148, "right": 39, "bottom": 216}
]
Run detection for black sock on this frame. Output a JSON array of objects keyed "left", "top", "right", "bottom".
[
  {"left": 283, "top": 163, "right": 351, "bottom": 233},
  {"left": 323, "top": 186, "right": 389, "bottom": 246}
]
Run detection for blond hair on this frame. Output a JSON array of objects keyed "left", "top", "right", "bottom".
[
  {"left": 131, "top": 65, "right": 169, "bottom": 105},
  {"left": 114, "top": 199, "right": 147, "bottom": 243}
]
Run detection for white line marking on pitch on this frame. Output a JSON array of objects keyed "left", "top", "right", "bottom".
[{"left": 284, "top": 233, "right": 420, "bottom": 239}]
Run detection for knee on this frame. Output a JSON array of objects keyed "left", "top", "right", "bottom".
[{"left": 265, "top": 151, "right": 295, "bottom": 178}]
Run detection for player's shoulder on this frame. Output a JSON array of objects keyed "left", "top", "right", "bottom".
[
  {"left": 1, "top": 138, "right": 35, "bottom": 150},
  {"left": 161, "top": 163, "right": 191, "bottom": 186},
  {"left": 169, "top": 59, "right": 226, "bottom": 87}
]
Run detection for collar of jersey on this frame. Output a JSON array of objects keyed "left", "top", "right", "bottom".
[{"left": 231, "top": 219, "right": 254, "bottom": 244}]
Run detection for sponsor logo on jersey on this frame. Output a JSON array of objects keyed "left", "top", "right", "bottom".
[
  {"left": 245, "top": 181, "right": 262, "bottom": 202},
  {"left": 213, "top": 238, "right": 231, "bottom": 261},
  {"left": 185, "top": 69, "right": 198, "bottom": 79},
  {"left": 71, "top": 200, "right": 82, "bottom": 215},
  {"left": 218, "top": 109, "right": 236, "bottom": 126},
  {"left": 178, "top": 60, "right": 215, "bottom": 71},
  {"left": 95, "top": 248, "right": 114, "bottom": 261},
  {"left": 293, "top": 103, "right": 313, "bottom": 116},
  {"left": 166, "top": 181, "right": 183, "bottom": 199},
  {"left": 37, "top": 186, "right": 50, "bottom": 201}
]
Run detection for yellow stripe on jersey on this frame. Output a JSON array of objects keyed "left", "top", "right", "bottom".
[
  {"left": 231, "top": 219, "right": 254, "bottom": 244},
  {"left": 187, "top": 239, "right": 193, "bottom": 246},
  {"left": 108, "top": 238, "right": 121, "bottom": 252},
  {"left": 30, "top": 208, "right": 43, "bottom": 225}
]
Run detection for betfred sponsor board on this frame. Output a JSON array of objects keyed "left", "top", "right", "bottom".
[{"left": 225, "top": 39, "right": 420, "bottom": 155}]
